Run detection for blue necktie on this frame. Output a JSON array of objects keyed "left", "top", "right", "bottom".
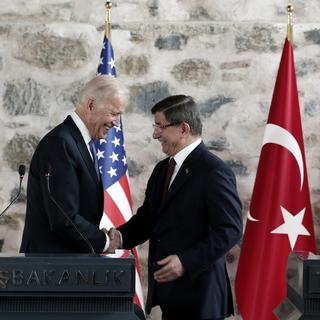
[{"left": 88, "top": 140, "right": 100, "bottom": 180}]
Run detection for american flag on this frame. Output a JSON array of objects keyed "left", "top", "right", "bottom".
[{"left": 95, "top": 36, "right": 145, "bottom": 311}]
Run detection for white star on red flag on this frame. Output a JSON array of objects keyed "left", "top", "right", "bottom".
[{"left": 271, "top": 206, "right": 310, "bottom": 250}]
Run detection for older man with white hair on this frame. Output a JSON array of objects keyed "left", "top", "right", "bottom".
[{"left": 20, "top": 75, "right": 127, "bottom": 253}]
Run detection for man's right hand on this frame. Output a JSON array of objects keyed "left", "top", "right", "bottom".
[{"left": 105, "top": 227, "right": 122, "bottom": 253}]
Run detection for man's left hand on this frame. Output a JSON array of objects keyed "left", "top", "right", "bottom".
[{"left": 154, "top": 254, "right": 185, "bottom": 282}]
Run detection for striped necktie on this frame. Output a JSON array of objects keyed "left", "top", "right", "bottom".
[{"left": 88, "top": 140, "right": 100, "bottom": 180}]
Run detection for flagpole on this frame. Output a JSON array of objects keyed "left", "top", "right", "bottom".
[
  {"left": 287, "top": 3, "right": 293, "bottom": 43},
  {"left": 105, "top": 1, "right": 112, "bottom": 40}
]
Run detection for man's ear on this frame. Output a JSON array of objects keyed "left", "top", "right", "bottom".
[
  {"left": 87, "top": 97, "right": 96, "bottom": 111},
  {"left": 181, "top": 122, "right": 191, "bottom": 135}
]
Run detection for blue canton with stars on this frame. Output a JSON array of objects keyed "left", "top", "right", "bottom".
[
  {"left": 94, "top": 36, "right": 128, "bottom": 190},
  {"left": 95, "top": 125, "right": 128, "bottom": 189},
  {"left": 97, "top": 36, "right": 116, "bottom": 77}
]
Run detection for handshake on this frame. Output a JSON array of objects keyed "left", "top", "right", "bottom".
[{"left": 102, "top": 227, "right": 122, "bottom": 253}]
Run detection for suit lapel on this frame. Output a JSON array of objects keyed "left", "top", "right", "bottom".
[
  {"left": 161, "top": 142, "right": 205, "bottom": 206},
  {"left": 152, "top": 160, "right": 168, "bottom": 208},
  {"left": 64, "top": 116, "right": 100, "bottom": 185}
]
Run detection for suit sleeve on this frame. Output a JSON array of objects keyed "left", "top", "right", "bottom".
[
  {"left": 178, "top": 164, "right": 243, "bottom": 279},
  {"left": 117, "top": 198, "right": 151, "bottom": 249},
  {"left": 117, "top": 163, "right": 163, "bottom": 248},
  {"left": 38, "top": 136, "right": 106, "bottom": 253}
]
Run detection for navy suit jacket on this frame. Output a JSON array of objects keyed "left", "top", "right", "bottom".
[
  {"left": 20, "top": 116, "right": 106, "bottom": 253},
  {"left": 118, "top": 142, "right": 243, "bottom": 319}
]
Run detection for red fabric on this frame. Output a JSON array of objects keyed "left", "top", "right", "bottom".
[
  {"left": 162, "top": 158, "right": 176, "bottom": 201},
  {"left": 235, "top": 38, "right": 316, "bottom": 320}
]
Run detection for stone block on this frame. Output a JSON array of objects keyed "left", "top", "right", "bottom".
[
  {"left": 41, "top": 2, "right": 74, "bottom": 21},
  {"left": 198, "top": 96, "right": 236, "bottom": 117},
  {"left": 222, "top": 72, "right": 247, "bottom": 82},
  {"left": 15, "top": 31, "right": 89, "bottom": 70},
  {"left": 296, "top": 58, "right": 320, "bottom": 77},
  {"left": 304, "top": 28, "right": 320, "bottom": 44},
  {"left": 226, "top": 160, "right": 249, "bottom": 177},
  {"left": 235, "top": 25, "right": 279, "bottom": 52},
  {"left": 155, "top": 33, "right": 188, "bottom": 50},
  {"left": 304, "top": 100, "right": 320, "bottom": 117},
  {"left": 129, "top": 81, "right": 170, "bottom": 114},
  {"left": 3, "top": 78, "right": 50, "bottom": 116},
  {"left": 127, "top": 158, "right": 144, "bottom": 178},
  {"left": 189, "top": 6, "right": 212, "bottom": 20},
  {"left": 3, "top": 134, "right": 40, "bottom": 172},
  {"left": 171, "top": 58, "right": 211, "bottom": 86},
  {"left": 117, "top": 55, "right": 150, "bottom": 76},
  {"left": 206, "top": 138, "right": 231, "bottom": 151},
  {"left": 147, "top": 0, "right": 158, "bottom": 17},
  {"left": 220, "top": 60, "right": 251, "bottom": 70},
  {"left": 122, "top": 22, "right": 228, "bottom": 45}
]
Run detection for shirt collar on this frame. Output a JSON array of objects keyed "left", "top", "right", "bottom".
[
  {"left": 70, "top": 111, "right": 92, "bottom": 145},
  {"left": 173, "top": 138, "right": 202, "bottom": 169}
]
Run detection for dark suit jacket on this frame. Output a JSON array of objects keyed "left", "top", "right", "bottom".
[
  {"left": 118, "top": 142, "right": 243, "bottom": 319},
  {"left": 20, "top": 116, "right": 106, "bottom": 253}
]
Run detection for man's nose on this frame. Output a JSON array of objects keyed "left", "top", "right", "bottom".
[
  {"left": 113, "top": 114, "right": 121, "bottom": 126},
  {"left": 153, "top": 130, "right": 160, "bottom": 139}
]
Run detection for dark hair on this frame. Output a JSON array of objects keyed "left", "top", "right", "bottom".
[{"left": 151, "top": 95, "right": 202, "bottom": 136}]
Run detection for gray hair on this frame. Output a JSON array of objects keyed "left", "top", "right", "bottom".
[{"left": 79, "top": 75, "right": 127, "bottom": 107}]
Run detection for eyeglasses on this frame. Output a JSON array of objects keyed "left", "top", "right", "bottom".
[{"left": 152, "top": 122, "right": 181, "bottom": 130}]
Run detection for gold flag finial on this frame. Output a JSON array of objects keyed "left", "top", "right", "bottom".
[
  {"left": 287, "top": 3, "right": 293, "bottom": 43},
  {"left": 105, "top": 1, "right": 112, "bottom": 40}
]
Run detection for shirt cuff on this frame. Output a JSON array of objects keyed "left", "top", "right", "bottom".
[
  {"left": 103, "top": 233, "right": 110, "bottom": 252},
  {"left": 118, "top": 230, "right": 123, "bottom": 249}
]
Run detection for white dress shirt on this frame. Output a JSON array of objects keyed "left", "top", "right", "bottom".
[{"left": 169, "top": 138, "right": 202, "bottom": 187}]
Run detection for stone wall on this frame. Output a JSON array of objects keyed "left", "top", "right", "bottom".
[{"left": 0, "top": 1, "right": 320, "bottom": 319}]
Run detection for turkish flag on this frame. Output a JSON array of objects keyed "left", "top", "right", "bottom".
[{"left": 235, "top": 38, "right": 316, "bottom": 320}]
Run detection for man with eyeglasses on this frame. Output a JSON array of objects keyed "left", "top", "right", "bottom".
[
  {"left": 20, "top": 75, "right": 127, "bottom": 254},
  {"left": 109, "top": 95, "right": 243, "bottom": 320}
]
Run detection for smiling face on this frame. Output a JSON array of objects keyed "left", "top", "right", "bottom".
[
  {"left": 152, "top": 111, "right": 184, "bottom": 156},
  {"left": 76, "top": 75, "right": 128, "bottom": 140},
  {"left": 85, "top": 94, "right": 127, "bottom": 140}
]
